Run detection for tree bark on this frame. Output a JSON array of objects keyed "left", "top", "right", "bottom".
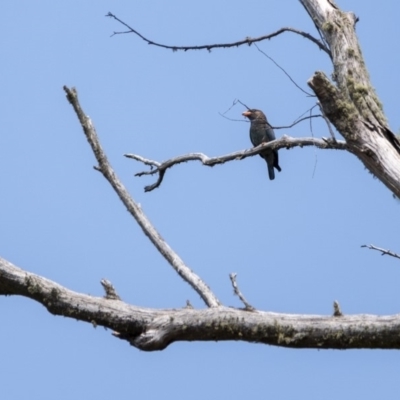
[
  {"left": 2, "top": 257, "right": 400, "bottom": 351},
  {"left": 300, "top": 0, "right": 400, "bottom": 197}
]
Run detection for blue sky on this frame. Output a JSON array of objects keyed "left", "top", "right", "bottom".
[{"left": 1, "top": 1, "right": 400, "bottom": 399}]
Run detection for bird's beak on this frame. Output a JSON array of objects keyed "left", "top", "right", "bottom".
[{"left": 242, "top": 111, "right": 251, "bottom": 118}]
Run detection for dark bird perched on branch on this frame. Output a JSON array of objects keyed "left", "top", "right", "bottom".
[{"left": 242, "top": 109, "right": 281, "bottom": 180}]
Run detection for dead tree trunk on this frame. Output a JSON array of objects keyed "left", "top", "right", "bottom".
[{"left": 302, "top": 0, "right": 400, "bottom": 196}]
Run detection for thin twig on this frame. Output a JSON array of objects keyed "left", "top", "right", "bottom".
[
  {"left": 63, "top": 86, "right": 221, "bottom": 308},
  {"left": 361, "top": 244, "right": 400, "bottom": 260},
  {"left": 220, "top": 99, "right": 240, "bottom": 116},
  {"left": 219, "top": 110, "right": 322, "bottom": 130},
  {"left": 219, "top": 99, "right": 250, "bottom": 115},
  {"left": 276, "top": 115, "right": 323, "bottom": 129},
  {"left": 254, "top": 44, "right": 315, "bottom": 97},
  {"left": 219, "top": 99, "right": 250, "bottom": 120},
  {"left": 101, "top": 279, "right": 121, "bottom": 300},
  {"left": 318, "top": 101, "right": 337, "bottom": 142},
  {"left": 333, "top": 301, "right": 343, "bottom": 317},
  {"left": 128, "top": 154, "right": 160, "bottom": 169},
  {"left": 106, "top": 12, "right": 331, "bottom": 56},
  {"left": 229, "top": 273, "right": 255, "bottom": 311},
  {"left": 293, "top": 105, "right": 319, "bottom": 123},
  {"left": 309, "top": 106, "right": 318, "bottom": 179},
  {"left": 184, "top": 300, "right": 194, "bottom": 309},
  {"left": 126, "top": 136, "right": 347, "bottom": 192}
]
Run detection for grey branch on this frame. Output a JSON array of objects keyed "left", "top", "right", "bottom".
[
  {"left": 107, "top": 12, "right": 331, "bottom": 56},
  {"left": 63, "top": 86, "right": 220, "bottom": 308},
  {"left": 2, "top": 257, "right": 400, "bottom": 351},
  {"left": 229, "top": 273, "right": 255, "bottom": 311},
  {"left": 361, "top": 244, "right": 400, "bottom": 260},
  {"left": 101, "top": 279, "right": 121, "bottom": 300},
  {"left": 126, "top": 136, "right": 347, "bottom": 192},
  {"left": 333, "top": 301, "right": 343, "bottom": 317}
]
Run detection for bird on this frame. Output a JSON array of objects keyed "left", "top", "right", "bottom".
[{"left": 242, "top": 108, "right": 281, "bottom": 180}]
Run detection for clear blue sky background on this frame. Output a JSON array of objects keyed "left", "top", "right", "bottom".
[{"left": 1, "top": 1, "right": 400, "bottom": 399}]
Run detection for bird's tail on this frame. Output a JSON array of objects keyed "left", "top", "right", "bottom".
[
  {"left": 261, "top": 151, "right": 278, "bottom": 180},
  {"left": 273, "top": 150, "right": 281, "bottom": 172},
  {"left": 268, "top": 164, "right": 275, "bottom": 180}
]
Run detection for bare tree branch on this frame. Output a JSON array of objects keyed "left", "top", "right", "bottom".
[
  {"left": 273, "top": 115, "right": 324, "bottom": 130},
  {"left": 63, "top": 86, "right": 220, "bottom": 308},
  {"left": 333, "top": 301, "right": 343, "bottom": 317},
  {"left": 101, "top": 279, "right": 121, "bottom": 300},
  {"left": 361, "top": 244, "right": 400, "bottom": 260},
  {"left": 2, "top": 257, "right": 400, "bottom": 351},
  {"left": 254, "top": 43, "right": 315, "bottom": 97},
  {"left": 106, "top": 12, "right": 331, "bottom": 56},
  {"left": 126, "top": 136, "right": 347, "bottom": 192},
  {"left": 229, "top": 273, "right": 255, "bottom": 311}
]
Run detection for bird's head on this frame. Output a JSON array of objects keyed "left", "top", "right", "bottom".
[{"left": 242, "top": 109, "right": 266, "bottom": 122}]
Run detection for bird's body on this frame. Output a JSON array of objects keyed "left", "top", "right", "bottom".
[{"left": 242, "top": 109, "right": 281, "bottom": 180}]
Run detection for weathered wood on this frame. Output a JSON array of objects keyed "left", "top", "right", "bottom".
[
  {"left": 300, "top": 0, "right": 400, "bottom": 196},
  {"left": 2, "top": 257, "right": 400, "bottom": 351}
]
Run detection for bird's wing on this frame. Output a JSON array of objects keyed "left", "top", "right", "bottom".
[{"left": 265, "top": 126, "right": 276, "bottom": 142}]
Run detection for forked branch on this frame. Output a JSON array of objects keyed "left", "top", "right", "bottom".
[{"left": 126, "top": 136, "right": 347, "bottom": 192}]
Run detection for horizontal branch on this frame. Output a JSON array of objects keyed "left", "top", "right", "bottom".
[
  {"left": 63, "top": 86, "right": 220, "bottom": 308},
  {"left": 106, "top": 12, "right": 331, "bottom": 56},
  {"left": 126, "top": 136, "right": 347, "bottom": 191},
  {"left": 1, "top": 257, "right": 400, "bottom": 351},
  {"left": 361, "top": 244, "right": 400, "bottom": 260}
]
